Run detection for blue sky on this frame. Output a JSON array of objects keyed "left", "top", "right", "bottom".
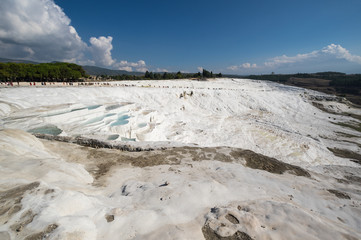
[{"left": 1, "top": 0, "right": 360, "bottom": 74}]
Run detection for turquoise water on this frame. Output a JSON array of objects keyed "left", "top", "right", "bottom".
[
  {"left": 107, "top": 134, "right": 119, "bottom": 140},
  {"left": 111, "top": 115, "right": 130, "bottom": 126},
  {"left": 85, "top": 113, "right": 116, "bottom": 124},
  {"left": 87, "top": 105, "right": 102, "bottom": 110},
  {"left": 121, "top": 137, "right": 136, "bottom": 142},
  {"left": 28, "top": 124, "right": 63, "bottom": 136},
  {"left": 138, "top": 123, "right": 147, "bottom": 128}
]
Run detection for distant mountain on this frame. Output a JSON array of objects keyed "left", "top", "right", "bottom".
[
  {"left": 82, "top": 65, "right": 144, "bottom": 76},
  {"left": 0, "top": 57, "right": 39, "bottom": 64}
]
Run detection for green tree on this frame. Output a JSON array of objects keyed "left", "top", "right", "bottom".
[
  {"left": 202, "top": 69, "right": 212, "bottom": 78},
  {"left": 175, "top": 71, "right": 183, "bottom": 79},
  {"left": 145, "top": 71, "right": 151, "bottom": 79}
]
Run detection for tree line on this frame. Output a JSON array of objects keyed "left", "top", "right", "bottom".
[
  {"left": 98, "top": 69, "right": 222, "bottom": 80},
  {"left": 0, "top": 62, "right": 88, "bottom": 82},
  {"left": 247, "top": 72, "right": 361, "bottom": 88},
  {"left": 0, "top": 62, "right": 222, "bottom": 82}
]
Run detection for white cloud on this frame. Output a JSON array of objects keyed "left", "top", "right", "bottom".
[
  {"left": 321, "top": 44, "right": 361, "bottom": 64},
  {"left": 264, "top": 44, "right": 361, "bottom": 68},
  {"left": 228, "top": 44, "right": 361, "bottom": 73},
  {"left": 197, "top": 67, "right": 203, "bottom": 72},
  {"left": 155, "top": 68, "right": 168, "bottom": 72},
  {"left": 114, "top": 60, "right": 148, "bottom": 72},
  {"left": 242, "top": 63, "right": 257, "bottom": 68},
  {"left": 0, "top": 0, "right": 155, "bottom": 72},
  {"left": 264, "top": 51, "right": 319, "bottom": 67},
  {"left": 89, "top": 36, "right": 115, "bottom": 66},
  {"left": 227, "top": 63, "right": 257, "bottom": 71},
  {"left": 118, "top": 66, "right": 132, "bottom": 72},
  {"left": 0, "top": 0, "right": 86, "bottom": 62}
]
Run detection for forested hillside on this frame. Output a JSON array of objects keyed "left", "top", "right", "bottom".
[
  {"left": 0, "top": 62, "right": 88, "bottom": 82},
  {"left": 247, "top": 72, "right": 361, "bottom": 89}
]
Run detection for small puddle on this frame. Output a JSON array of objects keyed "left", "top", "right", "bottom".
[
  {"left": 121, "top": 137, "right": 136, "bottom": 142},
  {"left": 138, "top": 123, "right": 147, "bottom": 128},
  {"left": 111, "top": 115, "right": 130, "bottom": 126},
  {"left": 28, "top": 124, "right": 63, "bottom": 136},
  {"left": 86, "top": 113, "right": 116, "bottom": 124},
  {"left": 107, "top": 134, "right": 119, "bottom": 140},
  {"left": 87, "top": 105, "right": 102, "bottom": 110}
]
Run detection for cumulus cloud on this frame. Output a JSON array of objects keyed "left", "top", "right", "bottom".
[
  {"left": 88, "top": 37, "right": 149, "bottom": 71},
  {"left": 265, "top": 50, "right": 319, "bottom": 67},
  {"left": 242, "top": 63, "right": 257, "bottom": 68},
  {"left": 228, "top": 44, "right": 361, "bottom": 73},
  {"left": 89, "top": 36, "right": 115, "bottom": 66},
  {"left": 0, "top": 0, "right": 152, "bottom": 72},
  {"left": 155, "top": 68, "right": 169, "bottom": 72},
  {"left": 227, "top": 63, "right": 257, "bottom": 71},
  {"left": 117, "top": 66, "right": 132, "bottom": 72},
  {"left": 197, "top": 67, "right": 203, "bottom": 72},
  {"left": 264, "top": 44, "right": 361, "bottom": 67},
  {"left": 0, "top": 0, "right": 86, "bottom": 62},
  {"left": 321, "top": 44, "right": 361, "bottom": 64},
  {"left": 114, "top": 60, "right": 148, "bottom": 72}
]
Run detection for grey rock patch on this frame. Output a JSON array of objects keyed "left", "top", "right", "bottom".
[{"left": 202, "top": 224, "right": 253, "bottom": 240}]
